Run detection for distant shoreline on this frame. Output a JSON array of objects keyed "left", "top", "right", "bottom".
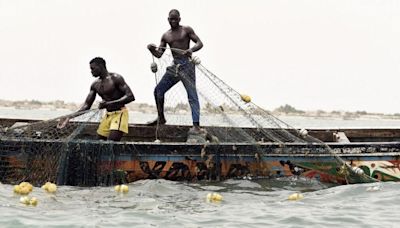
[{"left": 0, "top": 99, "right": 399, "bottom": 120}]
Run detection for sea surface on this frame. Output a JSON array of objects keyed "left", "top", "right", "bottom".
[
  {"left": 1, "top": 108, "right": 400, "bottom": 227},
  {"left": 1, "top": 107, "right": 400, "bottom": 129}
]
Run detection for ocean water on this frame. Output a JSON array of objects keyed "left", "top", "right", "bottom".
[
  {"left": 1, "top": 179, "right": 399, "bottom": 227},
  {"left": 1, "top": 107, "right": 400, "bottom": 129},
  {"left": 1, "top": 108, "right": 400, "bottom": 227}
]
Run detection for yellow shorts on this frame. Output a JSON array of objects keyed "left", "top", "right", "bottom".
[{"left": 97, "top": 108, "right": 129, "bottom": 137}]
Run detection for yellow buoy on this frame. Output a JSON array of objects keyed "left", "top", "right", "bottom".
[
  {"left": 120, "top": 185, "right": 129, "bottom": 193},
  {"left": 115, "top": 184, "right": 129, "bottom": 193},
  {"left": 42, "top": 182, "right": 57, "bottom": 193},
  {"left": 19, "top": 186, "right": 31, "bottom": 195},
  {"left": 212, "top": 193, "right": 223, "bottom": 201},
  {"left": 47, "top": 183, "right": 57, "bottom": 193},
  {"left": 288, "top": 193, "right": 304, "bottom": 201},
  {"left": 240, "top": 94, "right": 251, "bottom": 103},
  {"left": 41, "top": 182, "right": 51, "bottom": 190},
  {"left": 29, "top": 197, "right": 38, "bottom": 206},
  {"left": 13, "top": 185, "right": 21, "bottom": 194},
  {"left": 19, "top": 196, "right": 30, "bottom": 205},
  {"left": 206, "top": 192, "right": 223, "bottom": 202},
  {"left": 14, "top": 182, "right": 33, "bottom": 195},
  {"left": 19, "top": 196, "right": 38, "bottom": 206},
  {"left": 19, "top": 182, "right": 33, "bottom": 192}
]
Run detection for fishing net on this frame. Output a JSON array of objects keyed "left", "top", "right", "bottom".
[
  {"left": 149, "top": 50, "right": 377, "bottom": 184},
  {"left": 0, "top": 51, "right": 378, "bottom": 186},
  {"left": 0, "top": 110, "right": 103, "bottom": 186}
]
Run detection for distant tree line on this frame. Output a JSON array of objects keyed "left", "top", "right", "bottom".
[
  {"left": 274, "top": 104, "right": 305, "bottom": 114},
  {"left": 0, "top": 99, "right": 398, "bottom": 118}
]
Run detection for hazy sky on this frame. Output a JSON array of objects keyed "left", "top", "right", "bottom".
[{"left": 1, "top": 0, "right": 399, "bottom": 114}]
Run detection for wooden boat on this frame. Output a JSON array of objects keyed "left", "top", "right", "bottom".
[{"left": 1, "top": 117, "right": 400, "bottom": 186}]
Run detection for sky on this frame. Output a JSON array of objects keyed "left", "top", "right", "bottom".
[{"left": 0, "top": 0, "right": 399, "bottom": 114}]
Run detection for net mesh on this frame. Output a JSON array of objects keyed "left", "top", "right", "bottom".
[
  {"left": 0, "top": 110, "right": 102, "bottom": 186},
  {"left": 0, "top": 52, "right": 377, "bottom": 186},
  {"left": 150, "top": 51, "right": 377, "bottom": 184}
]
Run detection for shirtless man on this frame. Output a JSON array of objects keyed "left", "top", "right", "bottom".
[
  {"left": 147, "top": 9, "right": 203, "bottom": 130},
  {"left": 58, "top": 57, "right": 135, "bottom": 141}
]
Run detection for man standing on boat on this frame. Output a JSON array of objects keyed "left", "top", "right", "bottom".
[
  {"left": 147, "top": 9, "right": 203, "bottom": 131},
  {"left": 58, "top": 57, "right": 135, "bottom": 141}
]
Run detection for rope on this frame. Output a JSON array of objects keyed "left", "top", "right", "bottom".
[{"left": 151, "top": 55, "right": 160, "bottom": 141}]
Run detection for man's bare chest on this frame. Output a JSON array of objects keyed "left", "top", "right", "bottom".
[
  {"left": 165, "top": 30, "right": 189, "bottom": 44},
  {"left": 96, "top": 79, "right": 117, "bottom": 95}
]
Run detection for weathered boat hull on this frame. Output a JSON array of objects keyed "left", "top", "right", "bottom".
[
  {"left": 1, "top": 139, "right": 400, "bottom": 186},
  {"left": 1, "top": 118, "right": 400, "bottom": 186}
]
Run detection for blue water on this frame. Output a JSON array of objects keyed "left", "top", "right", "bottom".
[{"left": 1, "top": 108, "right": 400, "bottom": 227}]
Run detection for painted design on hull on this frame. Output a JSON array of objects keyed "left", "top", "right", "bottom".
[
  {"left": 101, "top": 159, "right": 340, "bottom": 184},
  {"left": 1, "top": 143, "right": 398, "bottom": 186},
  {"left": 352, "top": 161, "right": 400, "bottom": 182},
  {"left": 106, "top": 159, "right": 398, "bottom": 185}
]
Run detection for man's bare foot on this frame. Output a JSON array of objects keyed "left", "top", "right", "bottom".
[{"left": 146, "top": 118, "right": 166, "bottom": 126}]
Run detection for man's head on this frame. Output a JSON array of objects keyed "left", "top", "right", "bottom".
[
  {"left": 89, "top": 57, "right": 107, "bottom": 77},
  {"left": 168, "top": 9, "right": 180, "bottom": 29}
]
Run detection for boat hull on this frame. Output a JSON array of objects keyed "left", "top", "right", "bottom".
[
  {"left": 1, "top": 138, "right": 399, "bottom": 186},
  {"left": 1, "top": 118, "right": 400, "bottom": 186}
]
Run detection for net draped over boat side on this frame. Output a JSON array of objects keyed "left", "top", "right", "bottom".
[
  {"left": 0, "top": 53, "right": 378, "bottom": 186},
  {"left": 149, "top": 52, "right": 377, "bottom": 184},
  {"left": 0, "top": 110, "right": 102, "bottom": 186}
]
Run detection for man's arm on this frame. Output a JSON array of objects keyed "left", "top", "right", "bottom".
[
  {"left": 187, "top": 26, "right": 203, "bottom": 53},
  {"left": 181, "top": 26, "right": 203, "bottom": 57},
  {"left": 99, "top": 75, "right": 135, "bottom": 109},
  {"left": 148, "top": 35, "right": 167, "bottom": 58},
  {"left": 79, "top": 87, "right": 96, "bottom": 111},
  {"left": 57, "top": 86, "right": 96, "bottom": 128}
]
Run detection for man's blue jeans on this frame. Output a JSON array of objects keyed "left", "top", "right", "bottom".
[{"left": 154, "top": 58, "right": 200, "bottom": 125}]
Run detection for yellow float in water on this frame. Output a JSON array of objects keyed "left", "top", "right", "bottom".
[
  {"left": 20, "top": 196, "right": 30, "bottom": 205},
  {"left": 240, "top": 94, "right": 251, "bottom": 103},
  {"left": 14, "top": 182, "right": 33, "bottom": 195},
  {"left": 42, "top": 182, "right": 57, "bottom": 193},
  {"left": 41, "top": 182, "right": 50, "bottom": 190},
  {"left": 19, "top": 187, "right": 31, "bottom": 195},
  {"left": 114, "top": 184, "right": 129, "bottom": 193},
  {"left": 288, "top": 193, "right": 304, "bottom": 201},
  {"left": 120, "top": 185, "right": 129, "bottom": 193},
  {"left": 13, "top": 185, "right": 21, "bottom": 194},
  {"left": 19, "top": 196, "right": 39, "bottom": 206},
  {"left": 47, "top": 184, "right": 57, "bottom": 193},
  {"left": 29, "top": 197, "right": 38, "bottom": 206},
  {"left": 19, "top": 182, "right": 33, "bottom": 192},
  {"left": 206, "top": 192, "right": 223, "bottom": 202}
]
